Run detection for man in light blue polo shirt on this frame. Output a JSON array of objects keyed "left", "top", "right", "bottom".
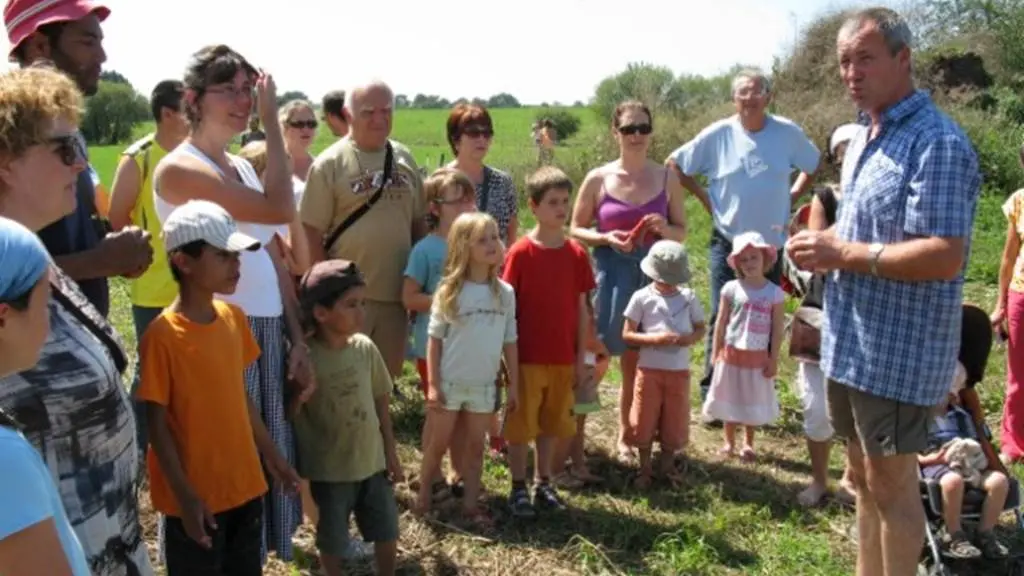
[{"left": 667, "top": 69, "right": 820, "bottom": 408}]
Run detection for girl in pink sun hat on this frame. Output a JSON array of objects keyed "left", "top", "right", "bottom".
[{"left": 702, "top": 231, "right": 785, "bottom": 463}]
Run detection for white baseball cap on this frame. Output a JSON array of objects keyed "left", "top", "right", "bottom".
[
  {"left": 829, "top": 123, "right": 862, "bottom": 155},
  {"left": 162, "top": 200, "right": 261, "bottom": 253}
]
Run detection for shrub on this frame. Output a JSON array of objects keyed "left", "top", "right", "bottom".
[{"left": 534, "top": 107, "right": 582, "bottom": 141}]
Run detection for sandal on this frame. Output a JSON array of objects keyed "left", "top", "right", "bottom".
[
  {"left": 740, "top": 447, "right": 756, "bottom": 463},
  {"left": 462, "top": 506, "right": 496, "bottom": 532},
  {"left": 718, "top": 445, "right": 735, "bottom": 458},
  {"left": 633, "top": 472, "right": 654, "bottom": 489},
  {"left": 570, "top": 468, "right": 604, "bottom": 485},
  {"left": 431, "top": 480, "right": 453, "bottom": 504}
]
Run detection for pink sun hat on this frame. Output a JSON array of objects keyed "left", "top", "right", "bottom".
[
  {"left": 727, "top": 231, "right": 778, "bottom": 270},
  {"left": 5, "top": 0, "right": 109, "bottom": 58}
]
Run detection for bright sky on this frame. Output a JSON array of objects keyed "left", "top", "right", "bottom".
[{"left": 2, "top": 0, "right": 878, "bottom": 105}]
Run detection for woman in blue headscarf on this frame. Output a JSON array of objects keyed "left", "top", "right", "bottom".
[{"left": 0, "top": 216, "right": 90, "bottom": 575}]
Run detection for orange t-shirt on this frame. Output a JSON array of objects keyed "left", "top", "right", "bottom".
[
  {"left": 137, "top": 300, "right": 267, "bottom": 516},
  {"left": 502, "top": 236, "right": 595, "bottom": 364}
]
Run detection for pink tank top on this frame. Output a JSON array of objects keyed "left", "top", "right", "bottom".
[{"left": 595, "top": 172, "right": 669, "bottom": 234}]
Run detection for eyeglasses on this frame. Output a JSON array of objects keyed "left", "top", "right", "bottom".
[
  {"left": 462, "top": 126, "right": 493, "bottom": 139},
  {"left": 48, "top": 134, "right": 79, "bottom": 166},
  {"left": 206, "top": 85, "right": 254, "bottom": 100},
  {"left": 288, "top": 120, "right": 318, "bottom": 130},
  {"left": 618, "top": 124, "right": 652, "bottom": 136}
]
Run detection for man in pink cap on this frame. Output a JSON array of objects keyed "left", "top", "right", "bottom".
[{"left": 4, "top": 0, "right": 152, "bottom": 319}]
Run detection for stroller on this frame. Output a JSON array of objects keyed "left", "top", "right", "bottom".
[{"left": 918, "top": 305, "right": 1024, "bottom": 576}]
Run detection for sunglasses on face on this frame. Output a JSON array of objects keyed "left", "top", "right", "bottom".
[
  {"left": 48, "top": 134, "right": 79, "bottom": 166},
  {"left": 618, "top": 124, "right": 652, "bottom": 136},
  {"left": 463, "top": 126, "right": 493, "bottom": 139},
  {"left": 288, "top": 120, "right": 318, "bottom": 130}
]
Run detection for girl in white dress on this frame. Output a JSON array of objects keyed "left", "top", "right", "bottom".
[{"left": 702, "top": 231, "right": 785, "bottom": 463}]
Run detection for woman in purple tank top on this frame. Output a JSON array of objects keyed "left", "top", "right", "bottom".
[{"left": 570, "top": 101, "right": 687, "bottom": 461}]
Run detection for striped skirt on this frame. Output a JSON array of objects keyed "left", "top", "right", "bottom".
[{"left": 245, "top": 315, "right": 301, "bottom": 563}]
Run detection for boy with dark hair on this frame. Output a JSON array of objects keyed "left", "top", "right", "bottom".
[
  {"left": 138, "top": 199, "right": 300, "bottom": 575},
  {"left": 502, "top": 166, "right": 595, "bottom": 517},
  {"left": 294, "top": 259, "right": 402, "bottom": 576}
]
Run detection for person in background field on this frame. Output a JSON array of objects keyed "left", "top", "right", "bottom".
[
  {"left": 787, "top": 8, "right": 981, "bottom": 575},
  {"left": 667, "top": 69, "right": 819, "bottom": 416},
  {"left": 570, "top": 101, "right": 687, "bottom": 463},
  {"left": 321, "top": 90, "right": 349, "bottom": 138},
  {"left": 301, "top": 79, "right": 427, "bottom": 380},
  {"left": 0, "top": 65, "right": 153, "bottom": 576},
  {"left": 294, "top": 260, "right": 401, "bottom": 576},
  {"left": 0, "top": 217, "right": 91, "bottom": 576},
  {"left": 5, "top": 0, "right": 154, "bottom": 318},
  {"left": 622, "top": 240, "right": 705, "bottom": 487},
  {"left": 703, "top": 232, "right": 785, "bottom": 462},
  {"left": 138, "top": 200, "right": 300, "bottom": 576},
  {"left": 241, "top": 116, "right": 265, "bottom": 147},
  {"left": 108, "top": 78, "right": 189, "bottom": 457},
  {"left": 503, "top": 167, "right": 596, "bottom": 518},
  {"left": 153, "top": 44, "right": 309, "bottom": 564},
  {"left": 992, "top": 143, "right": 1024, "bottom": 464}
]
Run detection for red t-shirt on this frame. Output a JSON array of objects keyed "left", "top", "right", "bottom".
[{"left": 503, "top": 236, "right": 596, "bottom": 365}]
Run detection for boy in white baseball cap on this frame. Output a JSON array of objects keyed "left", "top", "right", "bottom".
[{"left": 136, "top": 199, "right": 300, "bottom": 574}]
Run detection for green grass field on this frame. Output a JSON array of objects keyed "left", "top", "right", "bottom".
[{"left": 90, "top": 108, "right": 1021, "bottom": 575}]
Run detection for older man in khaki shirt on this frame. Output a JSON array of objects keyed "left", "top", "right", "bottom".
[{"left": 301, "top": 80, "right": 426, "bottom": 377}]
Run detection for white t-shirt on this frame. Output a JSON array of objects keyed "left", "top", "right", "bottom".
[
  {"left": 722, "top": 279, "right": 785, "bottom": 351},
  {"left": 154, "top": 143, "right": 283, "bottom": 318},
  {"left": 276, "top": 175, "right": 307, "bottom": 242},
  {"left": 427, "top": 280, "right": 517, "bottom": 386},
  {"left": 623, "top": 285, "right": 705, "bottom": 371}
]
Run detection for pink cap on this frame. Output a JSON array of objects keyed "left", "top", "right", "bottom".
[{"left": 5, "top": 0, "right": 109, "bottom": 57}]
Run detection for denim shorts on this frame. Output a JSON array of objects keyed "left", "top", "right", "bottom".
[{"left": 593, "top": 245, "right": 651, "bottom": 356}]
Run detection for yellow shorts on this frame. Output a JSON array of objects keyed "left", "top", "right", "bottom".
[
  {"left": 504, "top": 364, "right": 577, "bottom": 443},
  {"left": 363, "top": 301, "right": 408, "bottom": 376}
]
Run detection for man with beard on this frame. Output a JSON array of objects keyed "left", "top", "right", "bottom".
[{"left": 6, "top": 0, "right": 152, "bottom": 318}]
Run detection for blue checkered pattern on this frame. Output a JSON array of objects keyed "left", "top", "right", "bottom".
[{"left": 822, "top": 90, "right": 981, "bottom": 407}]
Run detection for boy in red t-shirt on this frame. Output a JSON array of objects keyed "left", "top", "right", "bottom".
[{"left": 502, "top": 166, "right": 595, "bottom": 517}]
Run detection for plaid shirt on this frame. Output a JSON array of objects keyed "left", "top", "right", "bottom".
[{"left": 822, "top": 90, "right": 980, "bottom": 406}]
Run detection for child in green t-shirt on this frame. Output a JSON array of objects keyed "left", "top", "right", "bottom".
[{"left": 293, "top": 260, "right": 403, "bottom": 576}]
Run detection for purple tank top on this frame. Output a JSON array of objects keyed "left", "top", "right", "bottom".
[{"left": 595, "top": 173, "right": 669, "bottom": 234}]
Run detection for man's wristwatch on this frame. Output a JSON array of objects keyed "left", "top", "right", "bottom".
[{"left": 868, "top": 242, "right": 885, "bottom": 276}]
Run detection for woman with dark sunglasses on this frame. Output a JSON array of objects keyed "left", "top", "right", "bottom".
[
  {"left": 279, "top": 99, "right": 318, "bottom": 204},
  {"left": 0, "top": 67, "right": 154, "bottom": 575},
  {"left": 570, "top": 100, "right": 687, "bottom": 463}
]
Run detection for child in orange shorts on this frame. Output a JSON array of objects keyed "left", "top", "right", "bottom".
[{"left": 622, "top": 240, "right": 705, "bottom": 488}]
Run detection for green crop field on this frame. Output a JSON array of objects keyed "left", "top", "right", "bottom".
[{"left": 88, "top": 107, "right": 1021, "bottom": 575}]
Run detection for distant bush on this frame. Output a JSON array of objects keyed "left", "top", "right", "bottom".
[
  {"left": 534, "top": 107, "right": 582, "bottom": 141},
  {"left": 81, "top": 80, "right": 149, "bottom": 145}
]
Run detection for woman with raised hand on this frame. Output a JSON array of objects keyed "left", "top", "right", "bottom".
[
  {"left": 0, "top": 67, "right": 153, "bottom": 575},
  {"left": 153, "top": 44, "right": 307, "bottom": 564},
  {"left": 570, "top": 100, "right": 687, "bottom": 463}
]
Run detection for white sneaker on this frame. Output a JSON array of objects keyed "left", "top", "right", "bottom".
[{"left": 342, "top": 538, "right": 374, "bottom": 559}]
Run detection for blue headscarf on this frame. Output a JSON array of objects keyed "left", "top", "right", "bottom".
[{"left": 0, "top": 216, "right": 50, "bottom": 302}]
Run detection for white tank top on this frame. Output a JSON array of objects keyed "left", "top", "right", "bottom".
[{"left": 154, "top": 142, "right": 283, "bottom": 318}]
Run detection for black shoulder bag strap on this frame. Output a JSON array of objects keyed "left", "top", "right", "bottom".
[
  {"left": 478, "top": 165, "right": 492, "bottom": 211},
  {"left": 324, "top": 142, "right": 394, "bottom": 254}
]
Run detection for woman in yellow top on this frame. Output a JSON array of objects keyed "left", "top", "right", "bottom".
[
  {"left": 993, "top": 146, "right": 1024, "bottom": 463},
  {"left": 107, "top": 79, "right": 189, "bottom": 455}
]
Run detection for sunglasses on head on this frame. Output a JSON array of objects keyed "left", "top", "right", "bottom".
[
  {"left": 48, "top": 135, "right": 79, "bottom": 166},
  {"left": 463, "top": 126, "right": 493, "bottom": 139},
  {"left": 288, "top": 120, "right": 318, "bottom": 130},
  {"left": 618, "top": 123, "right": 652, "bottom": 136}
]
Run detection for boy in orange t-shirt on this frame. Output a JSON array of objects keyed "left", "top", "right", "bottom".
[
  {"left": 502, "top": 167, "right": 595, "bottom": 518},
  {"left": 137, "top": 200, "right": 300, "bottom": 575}
]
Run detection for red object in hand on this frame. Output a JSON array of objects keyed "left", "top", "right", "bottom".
[{"left": 627, "top": 214, "right": 659, "bottom": 246}]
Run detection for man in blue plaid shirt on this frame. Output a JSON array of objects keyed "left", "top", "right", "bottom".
[{"left": 786, "top": 7, "right": 981, "bottom": 576}]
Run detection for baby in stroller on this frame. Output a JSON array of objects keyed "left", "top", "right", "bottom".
[{"left": 918, "top": 305, "right": 1011, "bottom": 560}]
